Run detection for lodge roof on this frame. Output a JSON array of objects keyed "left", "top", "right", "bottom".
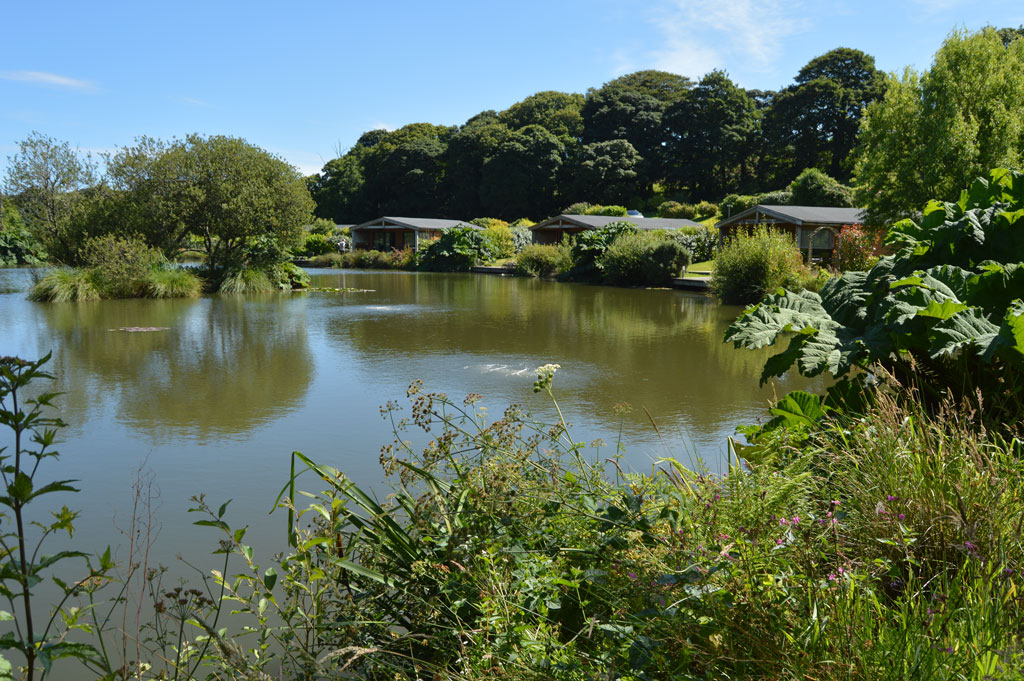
[
  {"left": 530, "top": 214, "right": 702, "bottom": 231},
  {"left": 716, "top": 205, "right": 865, "bottom": 228},
  {"left": 350, "top": 216, "right": 479, "bottom": 231}
]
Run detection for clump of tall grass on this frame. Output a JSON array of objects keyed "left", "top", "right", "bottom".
[
  {"left": 218, "top": 266, "right": 275, "bottom": 293},
  {"left": 140, "top": 267, "right": 202, "bottom": 298},
  {"left": 28, "top": 268, "right": 102, "bottom": 302}
]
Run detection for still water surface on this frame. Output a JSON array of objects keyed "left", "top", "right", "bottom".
[{"left": 0, "top": 268, "right": 820, "bottom": 569}]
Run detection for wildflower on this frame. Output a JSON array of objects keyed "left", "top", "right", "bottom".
[
  {"left": 533, "top": 363, "right": 561, "bottom": 393},
  {"left": 776, "top": 538, "right": 784, "bottom": 545},
  {"left": 829, "top": 573, "right": 838, "bottom": 581},
  {"left": 779, "top": 518, "right": 789, "bottom": 526},
  {"left": 887, "top": 494, "right": 898, "bottom": 502},
  {"left": 791, "top": 515, "right": 800, "bottom": 525},
  {"left": 627, "top": 571, "right": 637, "bottom": 581},
  {"left": 897, "top": 513, "right": 905, "bottom": 521}
]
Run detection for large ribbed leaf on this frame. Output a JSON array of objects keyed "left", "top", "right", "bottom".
[
  {"left": 725, "top": 289, "right": 832, "bottom": 351},
  {"left": 928, "top": 308, "right": 1001, "bottom": 360}
]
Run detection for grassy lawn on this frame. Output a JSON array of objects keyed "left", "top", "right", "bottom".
[{"left": 684, "top": 259, "right": 714, "bottom": 278}]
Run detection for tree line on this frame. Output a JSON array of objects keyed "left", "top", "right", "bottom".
[
  {"left": 309, "top": 47, "right": 886, "bottom": 224},
  {"left": 310, "top": 27, "right": 1024, "bottom": 228}
]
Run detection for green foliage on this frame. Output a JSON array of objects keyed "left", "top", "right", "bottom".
[
  {"left": 763, "top": 48, "right": 884, "bottom": 183},
  {"left": 599, "top": 231, "right": 691, "bottom": 286},
  {"left": 297, "top": 232, "right": 335, "bottom": 257},
  {"left": 78, "top": 233, "right": 166, "bottom": 298},
  {"left": 341, "top": 248, "right": 416, "bottom": 270},
  {"left": 28, "top": 268, "right": 102, "bottom": 302},
  {"left": 756, "top": 189, "right": 793, "bottom": 206},
  {"left": 498, "top": 90, "right": 585, "bottom": 141},
  {"left": 788, "top": 168, "right": 854, "bottom": 207},
  {"left": 726, "top": 169, "right": 1024, "bottom": 417},
  {"left": 139, "top": 267, "right": 203, "bottom": 298},
  {"left": 480, "top": 223, "right": 516, "bottom": 260},
  {"left": 563, "top": 201, "right": 592, "bottom": 214},
  {"left": 419, "top": 227, "right": 493, "bottom": 271},
  {"left": 275, "top": 262, "right": 311, "bottom": 290},
  {"left": 711, "top": 225, "right": 807, "bottom": 305},
  {"left": 657, "top": 201, "right": 693, "bottom": 219},
  {"left": 306, "top": 252, "right": 343, "bottom": 268},
  {"left": 669, "top": 226, "right": 719, "bottom": 262},
  {"left": 0, "top": 355, "right": 113, "bottom": 680},
  {"left": 693, "top": 200, "right": 718, "bottom": 220},
  {"left": 109, "top": 134, "right": 314, "bottom": 274},
  {"left": 566, "top": 221, "right": 637, "bottom": 281},
  {"left": 2, "top": 132, "right": 97, "bottom": 264},
  {"left": 218, "top": 267, "right": 275, "bottom": 294},
  {"left": 582, "top": 204, "right": 628, "bottom": 216},
  {"left": 510, "top": 224, "right": 533, "bottom": 252},
  {"left": 663, "top": 70, "right": 757, "bottom": 198},
  {"left": 514, "top": 243, "right": 571, "bottom": 277},
  {"left": 854, "top": 28, "right": 1024, "bottom": 225},
  {"left": 568, "top": 140, "right": 643, "bottom": 206},
  {"left": 0, "top": 202, "right": 46, "bottom": 266},
  {"left": 308, "top": 217, "right": 336, "bottom": 235}
]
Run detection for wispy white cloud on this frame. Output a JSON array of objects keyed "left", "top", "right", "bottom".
[
  {"left": 368, "top": 121, "right": 396, "bottom": 132},
  {"left": 181, "top": 96, "right": 211, "bottom": 107},
  {"left": 643, "top": 0, "right": 810, "bottom": 83},
  {"left": 0, "top": 70, "right": 97, "bottom": 92}
]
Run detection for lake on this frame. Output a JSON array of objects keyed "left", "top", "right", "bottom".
[{"left": 0, "top": 267, "right": 821, "bottom": 572}]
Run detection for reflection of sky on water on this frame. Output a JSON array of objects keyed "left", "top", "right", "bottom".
[{"left": 0, "top": 267, "right": 823, "bottom": 600}]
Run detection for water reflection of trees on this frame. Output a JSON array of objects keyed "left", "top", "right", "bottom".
[
  {"left": 35, "top": 295, "right": 313, "bottom": 441},
  {"left": 329, "top": 273, "right": 821, "bottom": 438}
]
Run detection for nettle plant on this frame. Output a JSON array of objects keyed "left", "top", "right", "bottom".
[{"left": 726, "top": 168, "right": 1024, "bottom": 420}]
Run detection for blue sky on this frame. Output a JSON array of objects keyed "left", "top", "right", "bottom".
[{"left": 2, "top": 0, "right": 1022, "bottom": 177}]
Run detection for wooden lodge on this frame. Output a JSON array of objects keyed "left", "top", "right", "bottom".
[
  {"left": 715, "top": 205, "right": 866, "bottom": 261},
  {"left": 529, "top": 214, "right": 703, "bottom": 244},
  {"left": 350, "top": 217, "right": 478, "bottom": 251}
]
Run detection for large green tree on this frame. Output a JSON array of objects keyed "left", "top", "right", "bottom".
[
  {"left": 581, "top": 86, "right": 665, "bottom": 190},
  {"left": 480, "top": 125, "right": 564, "bottom": 219},
  {"left": 113, "top": 134, "right": 314, "bottom": 274},
  {"left": 663, "top": 70, "right": 757, "bottom": 199},
  {"left": 565, "top": 139, "right": 642, "bottom": 206},
  {"left": 853, "top": 28, "right": 1024, "bottom": 225},
  {"left": 2, "top": 132, "right": 97, "bottom": 262},
  {"left": 444, "top": 118, "right": 513, "bottom": 218},
  {"left": 764, "top": 48, "right": 884, "bottom": 183}
]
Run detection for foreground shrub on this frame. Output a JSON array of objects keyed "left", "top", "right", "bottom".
[
  {"left": 338, "top": 248, "right": 415, "bottom": 270},
  {"left": 514, "top": 243, "right": 571, "bottom": 277},
  {"left": 28, "top": 268, "right": 102, "bottom": 301},
  {"left": 711, "top": 225, "right": 806, "bottom": 304},
  {"left": 726, "top": 168, "right": 1024, "bottom": 421},
  {"left": 599, "top": 232, "right": 691, "bottom": 286}
]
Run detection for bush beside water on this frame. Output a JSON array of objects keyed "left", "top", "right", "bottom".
[{"left": 711, "top": 225, "right": 811, "bottom": 305}]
